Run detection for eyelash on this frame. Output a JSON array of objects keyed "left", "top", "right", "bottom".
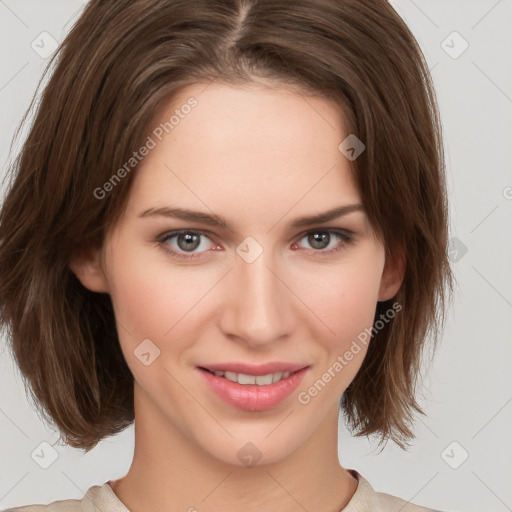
[{"left": 156, "top": 229, "right": 354, "bottom": 261}]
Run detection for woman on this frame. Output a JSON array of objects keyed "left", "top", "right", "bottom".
[{"left": 0, "top": 0, "right": 453, "bottom": 510}]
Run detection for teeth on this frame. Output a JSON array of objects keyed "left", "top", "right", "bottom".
[
  {"left": 272, "top": 371, "right": 283, "bottom": 383},
  {"left": 212, "top": 370, "right": 292, "bottom": 385},
  {"left": 238, "top": 373, "right": 256, "bottom": 385},
  {"left": 256, "top": 374, "right": 273, "bottom": 385},
  {"left": 224, "top": 371, "right": 237, "bottom": 382}
]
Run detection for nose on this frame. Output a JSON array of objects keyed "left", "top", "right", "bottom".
[{"left": 218, "top": 242, "right": 295, "bottom": 347}]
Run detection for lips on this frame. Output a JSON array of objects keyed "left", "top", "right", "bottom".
[{"left": 197, "top": 362, "right": 310, "bottom": 412}]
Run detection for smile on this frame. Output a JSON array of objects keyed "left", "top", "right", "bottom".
[{"left": 197, "top": 366, "right": 309, "bottom": 412}]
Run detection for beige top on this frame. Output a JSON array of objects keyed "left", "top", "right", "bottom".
[{"left": 4, "top": 470, "right": 444, "bottom": 512}]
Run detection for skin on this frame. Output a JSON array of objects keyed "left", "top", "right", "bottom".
[{"left": 70, "top": 81, "right": 404, "bottom": 512}]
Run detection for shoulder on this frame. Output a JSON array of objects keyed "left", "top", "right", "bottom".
[
  {"left": 1, "top": 498, "right": 82, "bottom": 512},
  {"left": 1, "top": 482, "right": 126, "bottom": 512},
  {"left": 1, "top": 499, "right": 81, "bottom": 512},
  {"left": 346, "top": 470, "right": 447, "bottom": 512}
]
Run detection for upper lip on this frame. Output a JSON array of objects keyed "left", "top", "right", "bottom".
[{"left": 198, "top": 362, "right": 309, "bottom": 376}]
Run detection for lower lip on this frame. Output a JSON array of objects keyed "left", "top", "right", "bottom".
[{"left": 198, "top": 367, "right": 309, "bottom": 412}]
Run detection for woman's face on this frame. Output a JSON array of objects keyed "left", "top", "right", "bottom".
[{"left": 75, "top": 81, "right": 402, "bottom": 466}]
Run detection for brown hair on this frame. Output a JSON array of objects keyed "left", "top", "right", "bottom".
[{"left": 0, "top": 0, "right": 453, "bottom": 452}]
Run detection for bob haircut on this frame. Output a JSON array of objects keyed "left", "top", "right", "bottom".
[{"left": 0, "top": 0, "right": 453, "bottom": 452}]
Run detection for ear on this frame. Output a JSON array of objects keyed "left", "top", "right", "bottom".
[
  {"left": 68, "top": 244, "right": 110, "bottom": 293},
  {"left": 378, "top": 247, "right": 405, "bottom": 302}
]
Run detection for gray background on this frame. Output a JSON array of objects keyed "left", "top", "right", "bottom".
[{"left": 1, "top": 1, "right": 511, "bottom": 510}]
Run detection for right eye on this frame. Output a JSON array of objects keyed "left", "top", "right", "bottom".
[{"left": 157, "top": 230, "right": 220, "bottom": 260}]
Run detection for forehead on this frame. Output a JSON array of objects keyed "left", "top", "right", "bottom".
[{"left": 125, "top": 82, "right": 361, "bottom": 231}]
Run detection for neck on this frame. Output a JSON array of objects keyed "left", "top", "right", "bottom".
[{"left": 111, "top": 388, "right": 358, "bottom": 512}]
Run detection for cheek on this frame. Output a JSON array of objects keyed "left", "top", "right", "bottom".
[
  {"left": 295, "top": 253, "right": 384, "bottom": 409},
  {"left": 306, "top": 249, "right": 385, "bottom": 344},
  {"left": 108, "top": 263, "right": 170, "bottom": 340},
  {"left": 105, "top": 241, "right": 216, "bottom": 347},
  {"left": 104, "top": 246, "right": 209, "bottom": 391}
]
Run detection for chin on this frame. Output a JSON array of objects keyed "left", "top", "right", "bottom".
[{"left": 196, "top": 424, "right": 309, "bottom": 469}]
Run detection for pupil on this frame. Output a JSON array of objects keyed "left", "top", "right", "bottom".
[
  {"left": 309, "top": 232, "right": 329, "bottom": 249},
  {"left": 178, "top": 232, "right": 200, "bottom": 251}
]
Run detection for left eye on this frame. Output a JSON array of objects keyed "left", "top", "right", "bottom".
[
  {"left": 157, "top": 229, "right": 352, "bottom": 260},
  {"left": 294, "top": 230, "right": 351, "bottom": 251}
]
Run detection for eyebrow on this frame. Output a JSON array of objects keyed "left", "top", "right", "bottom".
[{"left": 138, "top": 203, "right": 365, "bottom": 230}]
